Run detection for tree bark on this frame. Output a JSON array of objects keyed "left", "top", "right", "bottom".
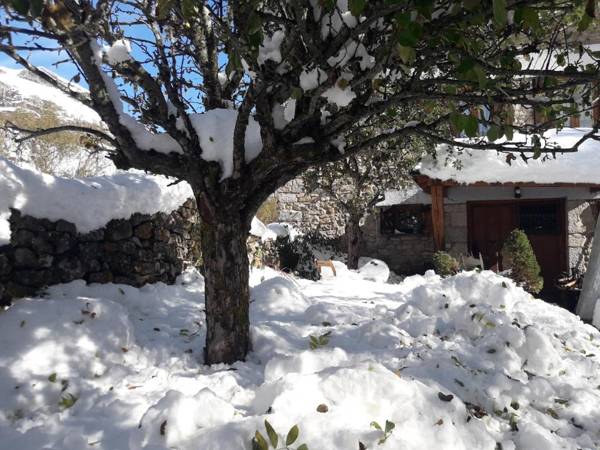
[
  {"left": 200, "top": 210, "right": 251, "bottom": 365},
  {"left": 346, "top": 215, "right": 362, "bottom": 270}
]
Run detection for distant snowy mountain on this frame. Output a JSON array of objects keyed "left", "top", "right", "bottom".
[
  {"left": 0, "top": 66, "right": 102, "bottom": 125},
  {"left": 0, "top": 66, "right": 113, "bottom": 177}
]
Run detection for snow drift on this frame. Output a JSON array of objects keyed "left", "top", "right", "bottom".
[{"left": 0, "top": 267, "right": 599, "bottom": 449}]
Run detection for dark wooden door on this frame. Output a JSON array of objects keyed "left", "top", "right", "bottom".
[
  {"left": 517, "top": 201, "right": 567, "bottom": 293},
  {"left": 467, "top": 199, "right": 567, "bottom": 293},
  {"left": 468, "top": 203, "right": 516, "bottom": 271}
]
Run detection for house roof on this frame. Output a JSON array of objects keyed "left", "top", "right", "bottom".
[
  {"left": 414, "top": 128, "right": 600, "bottom": 189},
  {"left": 520, "top": 43, "right": 600, "bottom": 71}
]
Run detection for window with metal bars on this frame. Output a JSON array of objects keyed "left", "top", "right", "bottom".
[
  {"left": 380, "top": 205, "right": 432, "bottom": 236},
  {"left": 518, "top": 204, "right": 559, "bottom": 235}
]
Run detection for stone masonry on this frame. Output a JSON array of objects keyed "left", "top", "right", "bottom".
[
  {"left": 360, "top": 204, "right": 467, "bottom": 274},
  {"left": 274, "top": 178, "right": 346, "bottom": 238},
  {"left": 0, "top": 199, "right": 201, "bottom": 307},
  {"left": 361, "top": 210, "right": 434, "bottom": 274},
  {"left": 567, "top": 200, "right": 599, "bottom": 273}
]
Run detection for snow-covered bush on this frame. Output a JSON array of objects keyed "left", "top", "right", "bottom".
[
  {"left": 502, "top": 229, "right": 543, "bottom": 294},
  {"left": 249, "top": 228, "right": 344, "bottom": 280}
]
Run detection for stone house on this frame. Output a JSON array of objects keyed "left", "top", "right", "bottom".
[
  {"left": 367, "top": 128, "right": 600, "bottom": 287},
  {"left": 275, "top": 127, "right": 600, "bottom": 300},
  {"left": 275, "top": 36, "right": 600, "bottom": 296}
]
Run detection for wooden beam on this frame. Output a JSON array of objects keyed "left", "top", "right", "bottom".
[
  {"left": 431, "top": 184, "right": 445, "bottom": 251},
  {"left": 570, "top": 114, "right": 580, "bottom": 128}
]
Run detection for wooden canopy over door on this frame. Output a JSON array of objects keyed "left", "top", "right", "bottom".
[{"left": 467, "top": 199, "right": 567, "bottom": 294}]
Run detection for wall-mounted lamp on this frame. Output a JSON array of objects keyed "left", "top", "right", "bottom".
[{"left": 514, "top": 186, "right": 522, "bottom": 199}]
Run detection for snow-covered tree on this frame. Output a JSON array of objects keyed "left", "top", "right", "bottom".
[
  {"left": 1, "top": 0, "right": 598, "bottom": 364},
  {"left": 302, "top": 138, "right": 420, "bottom": 269}
]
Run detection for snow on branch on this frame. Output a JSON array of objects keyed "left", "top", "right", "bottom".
[{"left": 1, "top": 0, "right": 599, "bottom": 211}]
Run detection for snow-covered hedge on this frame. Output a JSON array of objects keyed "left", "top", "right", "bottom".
[{"left": 0, "top": 157, "right": 193, "bottom": 245}]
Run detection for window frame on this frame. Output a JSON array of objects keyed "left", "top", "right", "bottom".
[{"left": 379, "top": 204, "right": 432, "bottom": 237}]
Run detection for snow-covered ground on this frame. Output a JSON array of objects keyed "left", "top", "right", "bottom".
[{"left": 1, "top": 265, "right": 599, "bottom": 450}]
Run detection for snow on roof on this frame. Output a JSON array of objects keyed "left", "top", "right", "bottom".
[
  {"left": 376, "top": 184, "right": 431, "bottom": 207},
  {"left": 520, "top": 43, "right": 600, "bottom": 71},
  {"left": 0, "top": 157, "right": 193, "bottom": 245},
  {"left": 0, "top": 66, "right": 101, "bottom": 125},
  {"left": 415, "top": 128, "right": 600, "bottom": 186}
]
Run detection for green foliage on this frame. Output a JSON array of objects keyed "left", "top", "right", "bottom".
[
  {"left": 370, "top": 419, "right": 395, "bottom": 445},
  {"left": 432, "top": 251, "right": 459, "bottom": 277},
  {"left": 308, "top": 331, "right": 331, "bottom": 350},
  {"left": 256, "top": 198, "right": 280, "bottom": 225},
  {"left": 58, "top": 393, "right": 78, "bottom": 410},
  {"left": 501, "top": 229, "right": 543, "bottom": 294},
  {"left": 492, "top": 0, "right": 507, "bottom": 28},
  {"left": 252, "top": 420, "right": 308, "bottom": 450}
]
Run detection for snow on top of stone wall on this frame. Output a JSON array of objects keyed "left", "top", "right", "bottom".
[
  {"left": 416, "top": 128, "right": 600, "bottom": 185},
  {"left": 0, "top": 157, "right": 193, "bottom": 245}
]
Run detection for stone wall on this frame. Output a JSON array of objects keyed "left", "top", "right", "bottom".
[
  {"left": 444, "top": 204, "right": 468, "bottom": 257},
  {"left": 0, "top": 199, "right": 201, "bottom": 306},
  {"left": 360, "top": 204, "right": 469, "bottom": 274},
  {"left": 567, "top": 200, "right": 599, "bottom": 273},
  {"left": 274, "top": 178, "right": 346, "bottom": 238},
  {"left": 361, "top": 212, "right": 435, "bottom": 274}
]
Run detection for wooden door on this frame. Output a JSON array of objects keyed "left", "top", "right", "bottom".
[
  {"left": 517, "top": 201, "right": 567, "bottom": 293},
  {"left": 468, "top": 203, "right": 516, "bottom": 271},
  {"left": 467, "top": 199, "right": 567, "bottom": 295}
]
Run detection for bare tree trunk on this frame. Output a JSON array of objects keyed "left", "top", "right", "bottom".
[
  {"left": 346, "top": 215, "right": 362, "bottom": 270},
  {"left": 200, "top": 211, "right": 251, "bottom": 365}
]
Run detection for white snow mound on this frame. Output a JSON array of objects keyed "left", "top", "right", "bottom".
[
  {"left": 0, "top": 267, "right": 599, "bottom": 449},
  {"left": 357, "top": 257, "right": 390, "bottom": 283}
]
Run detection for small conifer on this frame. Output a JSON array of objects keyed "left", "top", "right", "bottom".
[
  {"left": 502, "top": 229, "right": 543, "bottom": 294},
  {"left": 432, "top": 251, "right": 460, "bottom": 277}
]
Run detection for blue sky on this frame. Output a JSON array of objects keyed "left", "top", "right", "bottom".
[
  {"left": 0, "top": 8, "right": 229, "bottom": 111},
  {"left": 0, "top": 6, "right": 156, "bottom": 88},
  {"left": 0, "top": 16, "right": 82, "bottom": 83}
]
